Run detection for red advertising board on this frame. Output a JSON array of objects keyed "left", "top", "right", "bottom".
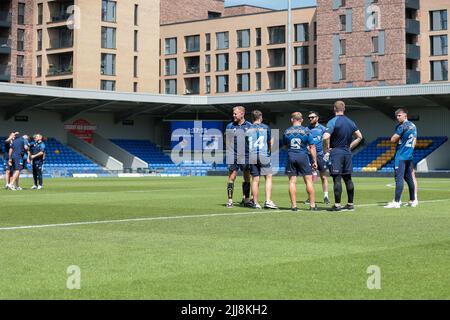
[{"left": 64, "top": 119, "right": 97, "bottom": 144}]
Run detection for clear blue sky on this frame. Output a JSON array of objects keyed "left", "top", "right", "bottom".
[{"left": 224, "top": 0, "right": 317, "bottom": 10}]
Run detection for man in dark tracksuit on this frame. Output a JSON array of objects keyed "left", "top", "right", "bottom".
[{"left": 30, "top": 134, "right": 46, "bottom": 190}]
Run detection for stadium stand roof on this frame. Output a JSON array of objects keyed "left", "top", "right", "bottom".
[{"left": 1, "top": 82, "right": 449, "bottom": 122}]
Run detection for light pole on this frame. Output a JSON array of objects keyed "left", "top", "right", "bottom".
[{"left": 287, "top": 0, "right": 292, "bottom": 92}]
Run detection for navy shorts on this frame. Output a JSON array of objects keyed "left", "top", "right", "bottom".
[
  {"left": 250, "top": 161, "right": 272, "bottom": 177},
  {"left": 11, "top": 157, "right": 23, "bottom": 172},
  {"left": 309, "top": 154, "right": 327, "bottom": 172},
  {"left": 285, "top": 153, "right": 312, "bottom": 177},
  {"left": 3, "top": 160, "right": 12, "bottom": 172},
  {"left": 228, "top": 163, "right": 250, "bottom": 172},
  {"left": 33, "top": 161, "right": 44, "bottom": 170},
  {"left": 329, "top": 152, "right": 352, "bottom": 176}
]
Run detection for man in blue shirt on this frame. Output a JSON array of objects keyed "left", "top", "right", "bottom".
[
  {"left": 7, "top": 134, "right": 30, "bottom": 191},
  {"left": 3, "top": 132, "right": 17, "bottom": 189},
  {"left": 307, "top": 111, "right": 330, "bottom": 205},
  {"left": 323, "top": 101, "right": 363, "bottom": 211},
  {"left": 225, "top": 106, "right": 252, "bottom": 208},
  {"left": 247, "top": 110, "right": 278, "bottom": 210},
  {"left": 284, "top": 112, "right": 318, "bottom": 211},
  {"left": 29, "top": 134, "right": 46, "bottom": 190},
  {"left": 384, "top": 108, "right": 418, "bottom": 208}
]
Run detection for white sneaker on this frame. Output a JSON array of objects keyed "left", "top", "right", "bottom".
[
  {"left": 7, "top": 184, "right": 16, "bottom": 191},
  {"left": 404, "top": 200, "right": 418, "bottom": 207},
  {"left": 16, "top": 186, "right": 23, "bottom": 191},
  {"left": 384, "top": 201, "right": 401, "bottom": 209},
  {"left": 252, "top": 203, "right": 262, "bottom": 209},
  {"left": 264, "top": 200, "right": 278, "bottom": 209},
  {"left": 37, "top": 185, "right": 43, "bottom": 190},
  {"left": 31, "top": 185, "right": 38, "bottom": 190}
]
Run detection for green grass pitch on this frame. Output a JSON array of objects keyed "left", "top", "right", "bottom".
[{"left": 0, "top": 176, "right": 449, "bottom": 299}]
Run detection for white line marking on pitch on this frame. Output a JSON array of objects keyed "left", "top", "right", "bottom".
[{"left": 0, "top": 199, "right": 449, "bottom": 232}]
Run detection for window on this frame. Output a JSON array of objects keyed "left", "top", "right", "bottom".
[
  {"left": 268, "top": 48, "right": 285, "bottom": 67},
  {"left": 165, "top": 79, "right": 177, "bottom": 94},
  {"left": 237, "top": 51, "right": 250, "bottom": 69},
  {"left": 205, "top": 33, "right": 211, "bottom": 51},
  {"left": 268, "top": 26, "right": 285, "bottom": 44},
  {"left": 430, "top": 35, "right": 448, "bottom": 56},
  {"left": 37, "top": 29, "right": 42, "bottom": 51},
  {"left": 339, "top": 15, "right": 346, "bottom": 31},
  {"left": 205, "top": 55, "right": 211, "bottom": 73},
  {"left": 134, "top": 4, "right": 138, "bottom": 26},
  {"left": 295, "top": 46, "right": 309, "bottom": 65},
  {"left": 208, "top": 11, "right": 221, "bottom": 19},
  {"left": 431, "top": 60, "right": 448, "bottom": 81},
  {"left": 430, "top": 10, "right": 448, "bottom": 31},
  {"left": 185, "top": 35, "right": 200, "bottom": 52},
  {"left": 205, "top": 76, "right": 211, "bottom": 94},
  {"left": 185, "top": 56, "right": 200, "bottom": 74},
  {"left": 256, "top": 50, "right": 261, "bottom": 69},
  {"left": 256, "top": 28, "right": 261, "bottom": 46},
  {"left": 165, "top": 38, "right": 177, "bottom": 55},
  {"left": 36, "top": 56, "right": 42, "bottom": 77},
  {"left": 185, "top": 77, "right": 200, "bottom": 95},
  {"left": 256, "top": 72, "right": 261, "bottom": 91},
  {"left": 237, "top": 29, "right": 250, "bottom": 48},
  {"left": 18, "top": 3, "right": 25, "bottom": 24},
  {"left": 216, "top": 32, "right": 229, "bottom": 50},
  {"left": 372, "top": 36, "right": 379, "bottom": 53},
  {"left": 371, "top": 61, "right": 379, "bottom": 79},
  {"left": 17, "top": 55, "right": 24, "bottom": 76},
  {"left": 165, "top": 58, "right": 177, "bottom": 76},
  {"left": 101, "top": 27, "right": 116, "bottom": 49},
  {"left": 339, "top": 39, "right": 346, "bottom": 55},
  {"left": 134, "top": 82, "right": 138, "bottom": 92},
  {"left": 237, "top": 73, "right": 250, "bottom": 92},
  {"left": 313, "top": 22, "right": 317, "bottom": 41},
  {"left": 268, "top": 71, "right": 285, "bottom": 90},
  {"left": 17, "top": 29, "right": 25, "bottom": 51},
  {"left": 216, "top": 53, "right": 229, "bottom": 71},
  {"left": 101, "top": 80, "right": 116, "bottom": 91},
  {"left": 339, "top": 63, "right": 346, "bottom": 80},
  {"left": 101, "top": 53, "right": 116, "bottom": 75},
  {"left": 295, "top": 69, "right": 309, "bottom": 88},
  {"left": 102, "top": 0, "right": 117, "bottom": 22},
  {"left": 134, "top": 56, "right": 138, "bottom": 77},
  {"left": 134, "top": 30, "right": 138, "bottom": 51},
  {"left": 295, "top": 23, "right": 309, "bottom": 42},
  {"left": 216, "top": 75, "right": 229, "bottom": 93},
  {"left": 37, "top": 3, "right": 43, "bottom": 25},
  {"left": 314, "top": 45, "right": 317, "bottom": 64},
  {"left": 314, "top": 68, "right": 317, "bottom": 87}
]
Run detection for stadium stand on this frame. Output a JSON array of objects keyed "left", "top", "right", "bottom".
[
  {"left": 354, "top": 136, "right": 448, "bottom": 172},
  {"left": 110, "top": 139, "right": 212, "bottom": 176},
  {"left": 0, "top": 137, "right": 105, "bottom": 175}
]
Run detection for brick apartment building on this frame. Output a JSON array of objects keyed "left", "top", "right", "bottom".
[{"left": 0, "top": 0, "right": 449, "bottom": 95}]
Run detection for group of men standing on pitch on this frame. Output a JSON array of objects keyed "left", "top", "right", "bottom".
[
  {"left": 225, "top": 100, "right": 419, "bottom": 211},
  {"left": 2, "top": 131, "right": 46, "bottom": 191}
]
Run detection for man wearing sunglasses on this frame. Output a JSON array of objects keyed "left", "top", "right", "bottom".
[{"left": 307, "top": 111, "right": 330, "bottom": 205}]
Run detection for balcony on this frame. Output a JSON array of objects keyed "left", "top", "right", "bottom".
[
  {"left": 48, "top": 37, "right": 73, "bottom": 50},
  {"left": 0, "top": 63, "right": 10, "bottom": 81},
  {"left": 406, "top": 19, "right": 420, "bottom": 35},
  {"left": 407, "top": 69, "right": 420, "bottom": 84},
  {"left": 185, "top": 56, "right": 200, "bottom": 74},
  {"left": 406, "top": 44, "right": 420, "bottom": 60},
  {"left": 0, "top": 37, "right": 10, "bottom": 54},
  {"left": 405, "top": 0, "right": 419, "bottom": 10},
  {"left": 47, "top": 64, "right": 73, "bottom": 77},
  {"left": 0, "top": 10, "right": 11, "bottom": 28}
]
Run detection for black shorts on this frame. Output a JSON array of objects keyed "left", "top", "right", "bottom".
[
  {"left": 285, "top": 153, "right": 312, "bottom": 177},
  {"left": 329, "top": 152, "right": 352, "bottom": 176},
  {"left": 3, "top": 160, "right": 12, "bottom": 172}
]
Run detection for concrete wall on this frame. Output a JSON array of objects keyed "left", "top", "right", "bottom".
[
  {"left": 92, "top": 132, "right": 148, "bottom": 170},
  {"left": 67, "top": 132, "right": 123, "bottom": 170}
]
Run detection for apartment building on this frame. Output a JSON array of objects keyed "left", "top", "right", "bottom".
[
  {"left": 0, "top": 0, "right": 449, "bottom": 95},
  {"left": 160, "top": 7, "right": 317, "bottom": 95}
]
